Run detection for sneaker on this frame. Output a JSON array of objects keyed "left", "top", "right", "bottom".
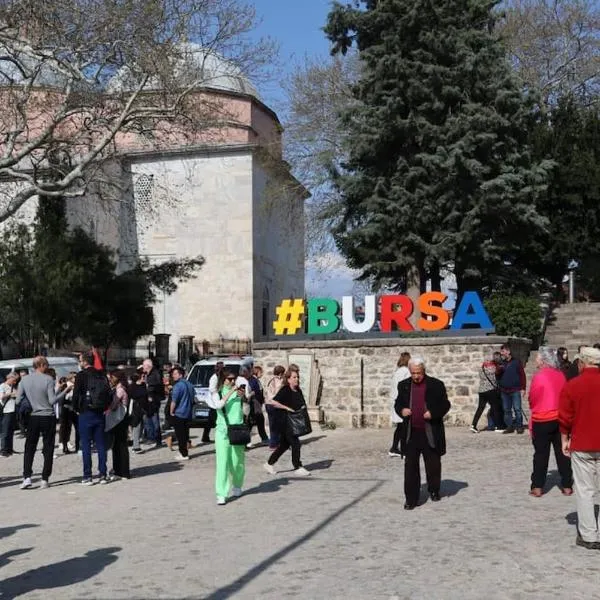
[
  {"left": 246, "top": 442, "right": 254, "bottom": 449},
  {"left": 494, "top": 429, "right": 506, "bottom": 433},
  {"left": 20, "top": 478, "right": 32, "bottom": 490},
  {"left": 77, "top": 450, "right": 83, "bottom": 456},
  {"left": 175, "top": 453, "right": 189, "bottom": 461},
  {"left": 388, "top": 450, "right": 402, "bottom": 457},
  {"left": 40, "top": 480, "right": 49, "bottom": 489},
  {"left": 217, "top": 496, "right": 226, "bottom": 506},
  {"left": 231, "top": 487, "right": 243, "bottom": 497},
  {"left": 81, "top": 478, "right": 94, "bottom": 486},
  {"left": 469, "top": 425, "right": 479, "bottom": 433},
  {"left": 263, "top": 462, "right": 277, "bottom": 475},
  {"left": 132, "top": 448, "right": 143, "bottom": 454},
  {"left": 109, "top": 474, "right": 121, "bottom": 482},
  {"left": 516, "top": 427, "right": 525, "bottom": 434},
  {"left": 576, "top": 534, "right": 600, "bottom": 550},
  {"left": 67, "top": 442, "right": 76, "bottom": 452},
  {"left": 98, "top": 476, "right": 109, "bottom": 485},
  {"left": 295, "top": 467, "right": 311, "bottom": 476},
  {"left": 502, "top": 427, "right": 515, "bottom": 434}
]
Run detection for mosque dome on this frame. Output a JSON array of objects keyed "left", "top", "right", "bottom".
[{"left": 107, "top": 43, "right": 259, "bottom": 99}]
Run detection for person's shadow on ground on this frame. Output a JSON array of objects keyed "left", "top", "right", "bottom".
[
  {"left": 0, "top": 546, "right": 121, "bottom": 599},
  {"left": 0, "top": 524, "right": 38, "bottom": 541},
  {"left": 0, "top": 548, "right": 33, "bottom": 569},
  {"left": 418, "top": 479, "right": 468, "bottom": 504}
]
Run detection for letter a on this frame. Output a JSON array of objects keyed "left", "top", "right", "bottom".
[{"left": 450, "top": 291, "right": 493, "bottom": 330}]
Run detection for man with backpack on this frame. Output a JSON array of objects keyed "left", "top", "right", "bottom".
[{"left": 73, "top": 352, "right": 112, "bottom": 485}]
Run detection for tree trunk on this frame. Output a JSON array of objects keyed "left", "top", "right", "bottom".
[{"left": 430, "top": 261, "right": 442, "bottom": 293}]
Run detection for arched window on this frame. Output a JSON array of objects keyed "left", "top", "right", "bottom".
[{"left": 261, "top": 287, "right": 270, "bottom": 337}]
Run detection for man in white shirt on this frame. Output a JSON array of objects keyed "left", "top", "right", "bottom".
[{"left": 0, "top": 372, "right": 19, "bottom": 457}]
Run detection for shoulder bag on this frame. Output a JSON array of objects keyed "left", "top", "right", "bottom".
[
  {"left": 287, "top": 404, "right": 312, "bottom": 437},
  {"left": 221, "top": 393, "right": 251, "bottom": 446}
]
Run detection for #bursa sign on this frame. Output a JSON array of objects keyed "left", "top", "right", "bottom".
[{"left": 272, "top": 291, "right": 493, "bottom": 336}]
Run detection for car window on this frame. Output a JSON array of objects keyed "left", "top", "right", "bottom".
[
  {"left": 187, "top": 364, "right": 241, "bottom": 387},
  {"left": 53, "top": 365, "right": 78, "bottom": 378}
]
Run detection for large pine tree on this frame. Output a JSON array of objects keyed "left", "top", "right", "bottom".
[{"left": 324, "top": 0, "right": 550, "bottom": 296}]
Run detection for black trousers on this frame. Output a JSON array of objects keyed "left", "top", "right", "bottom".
[
  {"left": 473, "top": 389, "right": 503, "bottom": 429},
  {"left": 268, "top": 429, "right": 302, "bottom": 469},
  {"left": 172, "top": 416, "right": 190, "bottom": 457},
  {"left": 404, "top": 428, "right": 441, "bottom": 506},
  {"left": 252, "top": 411, "right": 269, "bottom": 441},
  {"left": 23, "top": 415, "right": 56, "bottom": 481},
  {"left": 60, "top": 409, "right": 79, "bottom": 451},
  {"left": 531, "top": 419, "right": 573, "bottom": 489},
  {"left": 390, "top": 423, "right": 402, "bottom": 452},
  {"left": 111, "top": 418, "right": 130, "bottom": 478}
]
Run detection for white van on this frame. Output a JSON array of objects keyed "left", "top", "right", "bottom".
[
  {"left": 0, "top": 356, "right": 80, "bottom": 382},
  {"left": 186, "top": 355, "right": 253, "bottom": 427}
]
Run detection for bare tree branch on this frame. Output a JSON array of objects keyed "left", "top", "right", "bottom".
[{"left": 0, "top": 0, "right": 275, "bottom": 222}]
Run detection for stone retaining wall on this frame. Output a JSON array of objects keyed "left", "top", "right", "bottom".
[{"left": 253, "top": 336, "right": 531, "bottom": 428}]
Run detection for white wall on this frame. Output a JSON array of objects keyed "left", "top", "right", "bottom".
[
  {"left": 130, "top": 151, "right": 255, "bottom": 357},
  {"left": 252, "top": 159, "right": 305, "bottom": 339}
]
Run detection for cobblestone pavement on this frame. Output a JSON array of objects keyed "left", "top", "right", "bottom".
[{"left": 1, "top": 426, "right": 599, "bottom": 600}]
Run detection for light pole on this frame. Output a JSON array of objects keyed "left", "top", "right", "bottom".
[{"left": 568, "top": 259, "right": 578, "bottom": 304}]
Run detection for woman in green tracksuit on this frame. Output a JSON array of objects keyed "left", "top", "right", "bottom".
[{"left": 208, "top": 370, "right": 246, "bottom": 505}]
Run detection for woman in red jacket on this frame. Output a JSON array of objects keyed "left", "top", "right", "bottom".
[{"left": 528, "top": 347, "right": 572, "bottom": 497}]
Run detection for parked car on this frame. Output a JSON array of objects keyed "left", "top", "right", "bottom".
[
  {"left": 0, "top": 356, "right": 80, "bottom": 382},
  {"left": 186, "top": 356, "right": 253, "bottom": 428}
]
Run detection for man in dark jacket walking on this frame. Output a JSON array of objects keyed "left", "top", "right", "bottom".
[
  {"left": 395, "top": 356, "right": 451, "bottom": 510},
  {"left": 142, "top": 358, "right": 165, "bottom": 448},
  {"left": 497, "top": 344, "right": 526, "bottom": 434}
]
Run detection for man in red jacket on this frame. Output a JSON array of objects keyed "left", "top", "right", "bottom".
[{"left": 559, "top": 346, "right": 600, "bottom": 550}]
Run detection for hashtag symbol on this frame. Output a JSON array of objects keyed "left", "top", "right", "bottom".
[{"left": 273, "top": 299, "right": 305, "bottom": 335}]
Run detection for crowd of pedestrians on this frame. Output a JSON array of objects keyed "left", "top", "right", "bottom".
[
  {"left": 0, "top": 352, "right": 313, "bottom": 507},
  {"left": 388, "top": 342, "right": 600, "bottom": 550}
]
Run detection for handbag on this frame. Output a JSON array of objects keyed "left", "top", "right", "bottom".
[
  {"left": 105, "top": 402, "right": 127, "bottom": 432},
  {"left": 221, "top": 396, "right": 250, "bottom": 446},
  {"left": 287, "top": 405, "right": 312, "bottom": 437}
]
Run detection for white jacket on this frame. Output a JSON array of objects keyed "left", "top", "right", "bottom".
[{"left": 390, "top": 366, "right": 410, "bottom": 423}]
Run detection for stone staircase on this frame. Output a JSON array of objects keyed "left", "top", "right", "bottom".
[
  {"left": 543, "top": 303, "right": 600, "bottom": 355},
  {"left": 519, "top": 303, "right": 600, "bottom": 421}
]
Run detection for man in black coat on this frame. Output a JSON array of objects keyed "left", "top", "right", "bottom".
[{"left": 395, "top": 357, "right": 451, "bottom": 510}]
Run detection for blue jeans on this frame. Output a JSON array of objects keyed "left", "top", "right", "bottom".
[
  {"left": 143, "top": 413, "right": 162, "bottom": 444},
  {"left": 501, "top": 391, "right": 523, "bottom": 428},
  {"left": 79, "top": 410, "right": 107, "bottom": 479}
]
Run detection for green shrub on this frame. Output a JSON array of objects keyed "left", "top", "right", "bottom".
[{"left": 484, "top": 294, "right": 541, "bottom": 341}]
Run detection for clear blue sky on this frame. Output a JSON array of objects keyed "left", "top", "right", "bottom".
[{"left": 250, "top": 0, "right": 334, "bottom": 109}]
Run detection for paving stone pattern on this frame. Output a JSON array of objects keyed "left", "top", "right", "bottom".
[{"left": 1, "top": 427, "right": 599, "bottom": 599}]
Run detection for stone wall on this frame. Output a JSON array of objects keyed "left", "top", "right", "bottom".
[{"left": 253, "top": 336, "right": 531, "bottom": 428}]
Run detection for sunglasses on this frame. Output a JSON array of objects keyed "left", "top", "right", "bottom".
[{"left": 225, "top": 376, "right": 235, "bottom": 381}]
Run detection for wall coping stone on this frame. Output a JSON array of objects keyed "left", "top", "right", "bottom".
[{"left": 253, "top": 336, "right": 530, "bottom": 351}]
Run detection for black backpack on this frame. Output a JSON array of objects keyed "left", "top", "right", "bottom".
[{"left": 85, "top": 370, "right": 112, "bottom": 412}]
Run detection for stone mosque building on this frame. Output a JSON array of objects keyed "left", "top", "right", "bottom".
[{"left": 1, "top": 44, "right": 307, "bottom": 360}]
